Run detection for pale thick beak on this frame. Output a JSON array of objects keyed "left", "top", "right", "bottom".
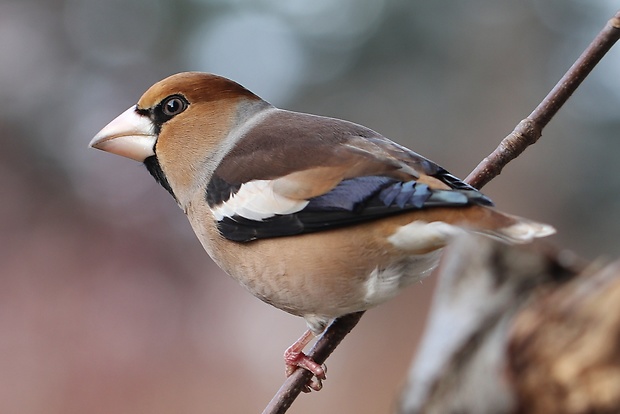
[{"left": 89, "top": 106, "right": 157, "bottom": 162}]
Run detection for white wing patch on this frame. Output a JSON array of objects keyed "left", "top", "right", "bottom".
[{"left": 210, "top": 179, "right": 309, "bottom": 221}]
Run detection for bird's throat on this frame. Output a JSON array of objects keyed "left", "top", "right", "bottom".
[{"left": 144, "top": 155, "right": 177, "bottom": 201}]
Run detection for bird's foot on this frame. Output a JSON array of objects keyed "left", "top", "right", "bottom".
[
  {"left": 284, "top": 350, "right": 327, "bottom": 392},
  {"left": 284, "top": 329, "right": 327, "bottom": 392}
]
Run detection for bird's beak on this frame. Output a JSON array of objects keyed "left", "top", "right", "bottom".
[{"left": 89, "top": 106, "right": 157, "bottom": 162}]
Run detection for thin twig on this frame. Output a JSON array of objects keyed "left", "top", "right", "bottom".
[
  {"left": 262, "top": 10, "right": 620, "bottom": 414},
  {"left": 465, "top": 10, "right": 620, "bottom": 189}
]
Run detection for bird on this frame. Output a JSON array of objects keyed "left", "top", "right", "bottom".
[{"left": 89, "top": 72, "right": 555, "bottom": 391}]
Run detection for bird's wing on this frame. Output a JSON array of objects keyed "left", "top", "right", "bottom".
[{"left": 207, "top": 110, "right": 492, "bottom": 242}]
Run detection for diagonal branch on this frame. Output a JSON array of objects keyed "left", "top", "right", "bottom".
[
  {"left": 465, "top": 10, "right": 620, "bottom": 189},
  {"left": 262, "top": 9, "right": 620, "bottom": 414}
]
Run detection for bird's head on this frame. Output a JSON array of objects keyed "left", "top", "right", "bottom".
[{"left": 89, "top": 72, "right": 270, "bottom": 204}]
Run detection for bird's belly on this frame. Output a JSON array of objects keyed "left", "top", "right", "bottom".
[
  {"left": 203, "top": 228, "right": 442, "bottom": 321},
  {"left": 187, "top": 201, "right": 445, "bottom": 324}
]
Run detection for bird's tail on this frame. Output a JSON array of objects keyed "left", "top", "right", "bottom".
[{"left": 472, "top": 209, "right": 555, "bottom": 244}]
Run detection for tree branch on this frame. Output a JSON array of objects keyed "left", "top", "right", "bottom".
[
  {"left": 465, "top": 10, "right": 620, "bottom": 189},
  {"left": 262, "top": 9, "right": 620, "bottom": 414}
]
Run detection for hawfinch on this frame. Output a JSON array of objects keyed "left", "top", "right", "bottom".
[{"left": 90, "top": 72, "right": 554, "bottom": 390}]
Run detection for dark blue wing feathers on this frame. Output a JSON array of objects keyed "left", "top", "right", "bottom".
[
  {"left": 216, "top": 175, "right": 493, "bottom": 242},
  {"left": 304, "top": 176, "right": 391, "bottom": 211}
]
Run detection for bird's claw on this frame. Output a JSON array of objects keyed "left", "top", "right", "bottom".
[{"left": 285, "top": 351, "right": 327, "bottom": 392}]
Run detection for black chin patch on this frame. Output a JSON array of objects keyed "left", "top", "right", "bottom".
[{"left": 144, "top": 156, "right": 177, "bottom": 201}]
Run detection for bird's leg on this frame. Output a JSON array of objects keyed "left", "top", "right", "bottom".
[{"left": 284, "top": 329, "right": 326, "bottom": 391}]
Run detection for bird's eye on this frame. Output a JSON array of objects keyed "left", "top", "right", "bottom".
[{"left": 161, "top": 96, "right": 188, "bottom": 117}]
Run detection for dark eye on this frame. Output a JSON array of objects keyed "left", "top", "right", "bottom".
[{"left": 161, "top": 95, "right": 188, "bottom": 117}]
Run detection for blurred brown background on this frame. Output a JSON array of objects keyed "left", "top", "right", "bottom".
[{"left": 1, "top": 1, "right": 619, "bottom": 413}]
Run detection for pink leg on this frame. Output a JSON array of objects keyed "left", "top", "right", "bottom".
[{"left": 283, "top": 329, "right": 326, "bottom": 391}]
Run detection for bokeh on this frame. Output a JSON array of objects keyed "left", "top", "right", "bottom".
[{"left": 1, "top": 1, "right": 619, "bottom": 413}]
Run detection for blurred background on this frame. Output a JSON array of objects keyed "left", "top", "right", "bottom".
[{"left": 1, "top": 0, "right": 619, "bottom": 413}]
